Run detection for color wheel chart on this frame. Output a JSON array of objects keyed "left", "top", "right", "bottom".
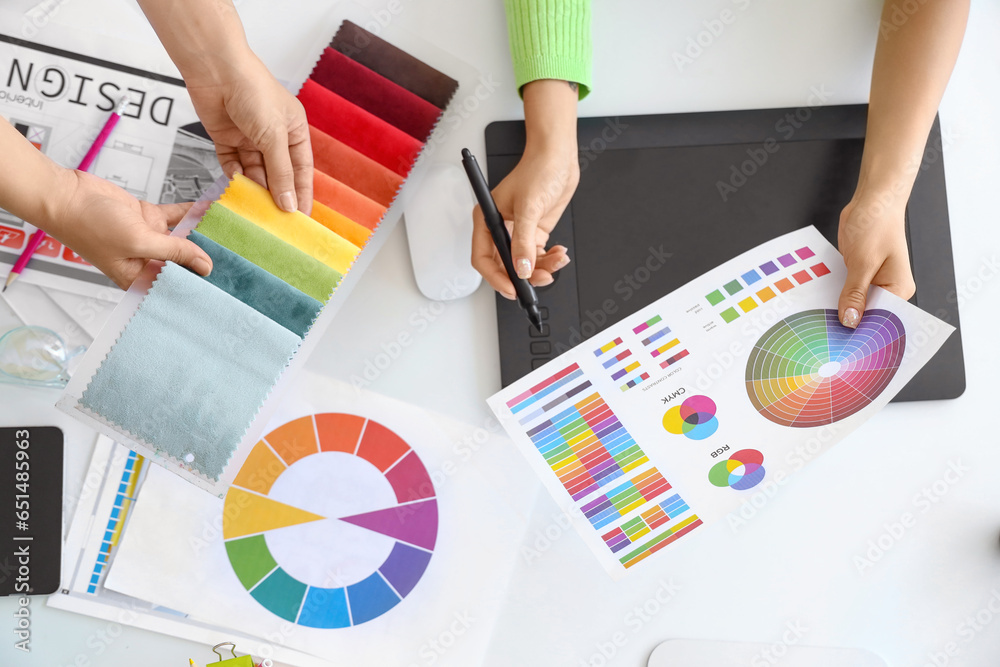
[
  {"left": 222, "top": 414, "right": 436, "bottom": 627},
  {"left": 746, "top": 309, "right": 906, "bottom": 427},
  {"left": 506, "top": 363, "right": 702, "bottom": 568},
  {"left": 705, "top": 245, "right": 832, "bottom": 324}
]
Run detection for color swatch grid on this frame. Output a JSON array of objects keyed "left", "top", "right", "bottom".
[
  {"left": 507, "top": 363, "right": 702, "bottom": 568},
  {"left": 635, "top": 314, "right": 689, "bottom": 370},
  {"left": 601, "top": 493, "right": 693, "bottom": 552},
  {"left": 87, "top": 450, "right": 143, "bottom": 595},
  {"left": 705, "top": 246, "right": 832, "bottom": 324},
  {"left": 594, "top": 336, "right": 646, "bottom": 392},
  {"left": 746, "top": 309, "right": 906, "bottom": 427},
  {"left": 79, "top": 22, "right": 458, "bottom": 482},
  {"left": 524, "top": 391, "right": 647, "bottom": 500},
  {"left": 582, "top": 468, "right": 672, "bottom": 529}
]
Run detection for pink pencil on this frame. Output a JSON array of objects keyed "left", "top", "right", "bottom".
[{"left": 3, "top": 96, "right": 130, "bottom": 292}]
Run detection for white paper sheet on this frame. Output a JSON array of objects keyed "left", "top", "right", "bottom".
[
  {"left": 487, "top": 226, "right": 954, "bottom": 579},
  {"left": 101, "top": 372, "right": 536, "bottom": 666}
]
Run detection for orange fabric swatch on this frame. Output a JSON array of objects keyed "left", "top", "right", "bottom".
[
  {"left": 310, "top": 200, "right": 372, "bottom": 248},
  {"left": 309, "top": 125, "right": 403, "bottom": 208},
  {"left": 313, "top": 169, "right": 386, "bottom": 231}
]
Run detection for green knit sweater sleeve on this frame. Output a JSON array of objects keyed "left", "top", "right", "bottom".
[{"left": 504, "top": 0, "right": 593, "bottom": 99}]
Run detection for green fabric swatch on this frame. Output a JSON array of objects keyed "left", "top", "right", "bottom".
[
  {"left": 188, "top": 232, "right": 323, "bottom": 338},
  {"left": 196, "top": 202, "right": 341, "bottom": 303}
]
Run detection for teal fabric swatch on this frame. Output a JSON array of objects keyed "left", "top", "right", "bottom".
[
  {"left": 188, "top": 231, "right": 322, "bottom": 338},
  {"left": 80, "top": 262, "right": 302, "bottom": 480}
]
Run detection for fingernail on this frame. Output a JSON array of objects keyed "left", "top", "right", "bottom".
[
  {"left": 279, "top": 192, "right": 297, "bottom": 213},
  {"left": 842, "top": 307, "right": 860, "bottom": 328},
  {"left": 501, "top": 289, "right": 516, "bottom": 301},
  {"left": 556, "top": 256, "right": 571, "bottom": 270},
  {"left": 193, "top": 257, "right": 212, "bottom": 276},
  {"left": 515, "top": 258, "right": 532, "bottom": 279}
]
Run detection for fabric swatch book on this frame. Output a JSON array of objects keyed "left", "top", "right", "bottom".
[
  {"left": 487, "top": 226, "right": 954, "bottom": 579},
  {"left": 59, "top": 19, "right": 461, "bottom": 495}
]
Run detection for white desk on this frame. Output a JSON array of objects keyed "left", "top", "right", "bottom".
[{"left": 2, "top": 0, "right": 999, "bottom": 665}]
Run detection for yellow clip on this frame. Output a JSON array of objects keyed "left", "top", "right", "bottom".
[{"left": 210, "top": 642, "right": 255, "bottom": 667}]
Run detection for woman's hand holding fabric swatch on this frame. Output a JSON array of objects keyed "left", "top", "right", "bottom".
[{"left": 75, "top": 20, "right": 459, "bottom": 488}]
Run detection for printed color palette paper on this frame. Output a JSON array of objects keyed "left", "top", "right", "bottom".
[
  {"left": 73, "top": 20, "right": 459, "bottom": 487},
  {"left": 488, "top": 227, "right": 954, "bottom": 578}
]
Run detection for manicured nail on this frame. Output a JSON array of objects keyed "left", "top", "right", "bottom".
[
  {"left": 842, "top": 307, "right": 860, "bottom": 328},
  {"left": 555, "top": 256, "right": 571, "bottom": 270},
  {"left": 193, "top": 257, "right": 212, "bottom": 276},
  {"left": 515, "top": 258, "right": 532, "bottom": 279},
  {"left": 278, "top": 192, "right": 297, "bottom": 213},
  {"left": 501, "top": 289, "right": 516, "bottom": 300}
]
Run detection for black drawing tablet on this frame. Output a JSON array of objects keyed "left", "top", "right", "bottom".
[{"left": 485, "top": 104, "right": 964, "bottom": 401}]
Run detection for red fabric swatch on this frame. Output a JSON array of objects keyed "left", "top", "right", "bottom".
[
  {"left": 299, "top": 79, "right": 422, "bottom": 177},
  {"left": 313, "top": 169, "right": 386, "bottom": 231},
  {"left": 310, "top": 48, "right": 442, "bottom": 142},
  {"left": 309, "top": 125, "right": 403, "bottom": 208}
]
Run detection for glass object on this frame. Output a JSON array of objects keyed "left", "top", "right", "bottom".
[{"left": 0, "top": 326, "right": 85, "bottom": 388}]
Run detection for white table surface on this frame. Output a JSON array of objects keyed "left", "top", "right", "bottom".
[{"left": 2, "top": 0, "right": 999, "bottom": 665}]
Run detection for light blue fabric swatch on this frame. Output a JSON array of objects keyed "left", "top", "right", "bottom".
[{"left": 81, "top": 262, "right": 302, "bottom": 480}]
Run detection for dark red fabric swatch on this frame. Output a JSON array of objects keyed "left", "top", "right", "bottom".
[
  {"left": 310, "top": 48, "right": 442, "bottom": 142},
  {"left": 309, "top": 125, "right": 404, "bottom": 208},
  {"left": 299, "top": 79, "right": 422, "bottom": 177},
  {"left": 331, "top": 20, "right": 459, "bottom": 110}
]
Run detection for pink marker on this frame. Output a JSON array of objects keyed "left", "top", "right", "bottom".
[{"left": 3, "top": 96, "right": 130, "bottom": 292}]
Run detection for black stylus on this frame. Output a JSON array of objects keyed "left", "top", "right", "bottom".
[{"left": 461, "top": 148, "right": 543, "bottom": 332}]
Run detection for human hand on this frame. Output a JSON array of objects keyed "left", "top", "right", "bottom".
[
  {"left": 471, "top": 79, "right": 579, "bottom": 298},
  {"left": 44, "top": 170, "right": 211, "bottom": 290},
  {"left": 837, "top": 192, "right": 915, "bottom": 328},
  {"left": 185, "top": 48, "right": 313, "bottom": 215}
]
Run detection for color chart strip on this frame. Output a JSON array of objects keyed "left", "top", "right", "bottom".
[
  {"left": 87, "top": 451, "right": 142, "bottom": 595},
  {"left": 595, "top": 337, "right": 623, "bottom": 356},
  {"left": 660, "top": 349, "right": 689, "bottom": 369},
  {"left": 633, "top": 315, "right": 662, "bottom": 334},
  {"left": 621, "top": 372, "right": 650, "bottom": 392}
]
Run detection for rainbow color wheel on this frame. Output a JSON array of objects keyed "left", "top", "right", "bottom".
[
  {"left": 746, "top": 309, "right": 905, "bottom": 428},
  {"left": 223, "top": 414, "right": 436, "bottom": 627}
]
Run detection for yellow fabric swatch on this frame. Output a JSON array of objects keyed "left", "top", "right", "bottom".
[
  {"left": 219, "top": 174, "right": 360, "bottom": 274},
  {"left": 310, "top": 200, "right": 373, "bottom": 248}
]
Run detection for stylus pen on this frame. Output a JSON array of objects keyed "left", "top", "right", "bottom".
[
  {"left": 461, "top": 148, "right": 543, "bottom": 332},
  {"left": 3, "top": 96, "right": 129, "bottom": 292}
]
